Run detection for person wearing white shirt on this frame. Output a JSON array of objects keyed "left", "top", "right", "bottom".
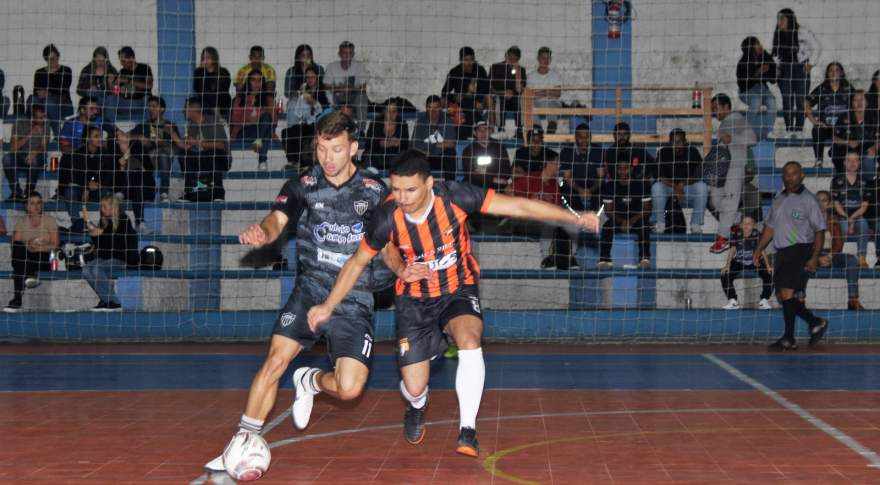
[
  {"left": 527, "top": 47, "right": 563, "bottom": 133},
  {"left": 323, "top": 41, "right": 369, "bottom": 130}
]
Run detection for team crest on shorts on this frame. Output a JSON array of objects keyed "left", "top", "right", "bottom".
[
  {"left": 354, "top": 200, "right": 369, "bottom": 215},
  {"left": 398, "top": 337, "right": 409, "bottom": 356},
  {"left": 280, "top": 312, "right": 296, "bottom": 327}
]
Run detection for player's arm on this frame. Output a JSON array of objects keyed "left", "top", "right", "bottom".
[
  {"left": 307, "top": 244, "right": 375, "bottom": 331},
  {"left": 239, "top": 210, "right": 288, "bottom": 246},
  {"left": 380, "top": 242, "right": 431, "bottom": 283},
  {"left": 485, "top": 192, "right": 600, "bottom": 233}
]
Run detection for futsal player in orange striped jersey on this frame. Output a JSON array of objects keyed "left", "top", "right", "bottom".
[{"left": 309, "top": 150, "right": 599, "bottom": 457}]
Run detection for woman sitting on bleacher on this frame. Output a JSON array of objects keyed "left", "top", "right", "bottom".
[
  {"left": 83, "top": 194, "right": 139, "bottom": 312},
  {"left": 230, "top": 70, "right": 277, "bottom": 171},
  {"left": 363, "top": 98, "right": 409, "bottom": 172},
  {"left": 830, "top": 90, "right": 879, "bottom": 177},
  {"left": 817, "top": 190, "right": 864, "bottom": 310},
  {"left": 282, "top": 65, "right": 331, "bottom": 170},
  {"left": 4, "top": 192, "right": 59, "bottom": 312},
  {"left": 76, "top": 46, "right": 118, "bottom": 117},
  {"left": 112, "top": 130, "right": 155, "bottom": 233}
]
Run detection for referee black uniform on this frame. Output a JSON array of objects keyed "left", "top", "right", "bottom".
[{"left": 757, "top": 174, "right": 828, "bottom": 350}]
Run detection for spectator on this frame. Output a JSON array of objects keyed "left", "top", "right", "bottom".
[
  {"left": 83, "top": 194, "right": 139, "bottom": 312},
  {"left": 442, "top": 46, "right": 493, "bottom": 135},
  {"left": 736, "top": 36, "right": 777, "bottom": 140},
  {"left": 63, "top": 126, "right": 114, "bottom": 232},
  {"left": 710, "top": 94, "right": 757, "bottom": 253},
  {"left": 513, "top": 126, "right": 557, "bottom": 176},
  {"left": 114, "top": 130, "right": 155, "bottom": 233},
  {"left": 817, "top": 190, "right": 865, "bottom": 310},
  {"left": 831, "top": 90, "right": 879, "bottom": 177},
  {"left": 559, "top": 123, "right": 604, "bottom": 211},
  {"left": 76, "top": 46, "right": 118, "bottom": 118},
  {"left": 130, "top": 95, "right": 179, "bottom": 202},
  {"left": 490, "top": 46, "right": 526, "bottom": 137},
  {"left": 284, "top": 44, "right": 325, "bottom": 113},
  {"left": 651, "top": 129, "right": 708, "bottom": 234},
  {"left": 866, "top": 70, "right": 880, "bottom": 116},
  {"left": 771, "top": 8, "right": 820, "bottom": 136},
  {"left": 4, "top": 193, "right": 59, "bottom": 312},
  {"left": 601, "top": 121, "right": 655, "bottom": 181},
  {"left": 106, "top": 46, "right": 153, "bottom": 122},
  {"left": 363, "top": 97, "right": 408, "bottom": 172},
  {"left": 169, "top": 97, "right": 230, "bottom": 201},
  {"left": 527, "top": 47, "right": 563, "bottom": 133},
  {"left": 230, "top": 70, "right": 277, "bottom": 171},
  {"left": 805, "top": 62, "right": 852, "bottom": 167},
  {"left": 193, "top": 46, "right": 232, "bottom": 121},
  {"left": 234, "top": 45, "right": 277, "bottom": 93},
  {"left": 31, "top": 44, "right": 74, "bottom": 136},
  {"left": 0, "top": 67, "right": 7, "bottom": 118},
  {"left": 831, "top": 150, "right": 870, "bottom": 267},
  {"left": 58, "top": 96, "right": 109, "bottom": 200},
  {"left": 283, "top": 64, "right": 331, "bottom": 170},
  {"left": 324, "top": 41, "right": 369, "bottom": 129},
  {"left": 463, "top": 120, "right": 510, "bottom": 191},
  {"left": 510, "top": 156, "right": 580, "bottom": 269},
  {"left": 4, "top": 103, "right": 49, "bottom": 201},
  {"left": 598, "top": 159, "right": 652, "bottom": 270},
  {"left": 412, "top": 94, "right": 457, "bottom": 178},
  {"left": 720, "top": 215, "right": 773, "bottom": 310}
]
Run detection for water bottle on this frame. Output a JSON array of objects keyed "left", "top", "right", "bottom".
[
  {"left": 49, "top": 250, "right": 58, "bottom": 271},
  {"left": 691, "top": 83, "right": 702, "bottom": 109},
  {"left": 684, "top": 296, "right": 693, "bottom": 310}
]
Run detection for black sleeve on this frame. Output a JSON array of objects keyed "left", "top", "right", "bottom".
[
  {"left": 270, "top": 179, "right": 306, "bottom": 228},
  {"left": 219, "top": 68, "right": 231, "bottom": 93},
  {"left": 192, "top": 67, "right": 203, "bottom": 94},
  {"left": 446, "top": 181, "right": 492, "bottom": 216},
  {"left": 830, "top": 177, "right": 844, "bottom": 202},
  {"left": 441, "top": 70, "right": 453, "bottom": 97},
  {"left": 364, "top": 202, "right": 396, "bottom": 254}
]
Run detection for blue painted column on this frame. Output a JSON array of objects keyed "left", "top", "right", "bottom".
[{"left": 156, "top": 0, "right": 195, "bottom": 127}]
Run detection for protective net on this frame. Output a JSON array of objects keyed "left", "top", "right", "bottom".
[{"left": 0, "top": 0, "right": 878, "bottom": 342}]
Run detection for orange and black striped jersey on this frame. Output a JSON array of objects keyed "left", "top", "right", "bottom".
[{"left": 360, "top": 181, "right": 496, "bottom": 298}]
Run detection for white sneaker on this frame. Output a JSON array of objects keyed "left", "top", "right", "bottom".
[
  {"left": 654, "top": 223, "right": 665, "bottom": 234},
  {"left": 137, "top": 222, "right": 153, "bottom": 234},
  {"left": 292, "top": 367, "right": 319, "bottom": 430},
  {"left": 597, "top": 261, "right": 613, "bottom": 270},
  {"left": 204, "top": 454, "right": 225, "bottom": 472},
  {"left": 24, "top": 277, "right": 41, "bottom": 289},
  {"left": 252, "top": 139, "right": 263, "bottom": 153},
  {"left": 758, "top": 298, "right": 772, "bottom": 310},
  {"left": 690, "top": 224, "right": 702, "bottom": 234},
  {"left": 258, "top": 161, "right": 268, "bottom": 172},
  {"left": 638, "top": 259, "right": 651, "bottom": 270},
  {"left": 160, "top": 192, "right": 169, "bottom": 202},
  {"left": 722, "top": 299, "right": 740, "bottom": 310}
]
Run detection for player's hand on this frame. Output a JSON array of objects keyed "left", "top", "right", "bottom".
[
  {"left": 805, "top": 257, "right": 818, "bottom": 273},
  {"left": 239, "top": 224, "right": 269, "bottom": 246},
  {"left": 307, "top": 303, "right": 333, "bottom": 332},
  {"left": 752, "top": 249, "right": 762, "bottom": 268},
  {"left": 399, "top": 263, "right": 431, "bottom": 283},
  {"left": 576, "top": 211, "right": 601, "bottom": 233}
]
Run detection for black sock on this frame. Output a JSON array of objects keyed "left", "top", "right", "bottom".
[
  {"left": 793, "top": 299, "right": 819, "bottom": 326},
  {"left": 782, "top": 298, "right": 798, "bottom": 341}
]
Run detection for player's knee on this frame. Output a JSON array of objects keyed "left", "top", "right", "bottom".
[
  {"left": 454, "top": 331, "right": 482, "bottom": 350},
  {"left": 261, "top": 353, "right": 291, "bottom": 381},
  {"left": 335, "top": 375, "right": 365, "bottom": 401}
]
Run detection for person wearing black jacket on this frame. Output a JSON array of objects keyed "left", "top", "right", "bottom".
[
  {"left": 830, "top": 90, "right": 879, "bottom": 177},
  {"left": 83, "top": 194, "right": 139, "bottom": 311},
  {"left": 805, "top": 62, "right": 852, "bottom": 167},
  {"left": 192, "top": 46, "right": 232, "bottom": 121},
  {"left": 737, "top": 36, "right": 777, "bottom": 140},
  {"left": 61, "top": 126, "right": 116, "bottom": 232},
  {"left": 363, "top": 98, "right": 409, "bottom": 171}
]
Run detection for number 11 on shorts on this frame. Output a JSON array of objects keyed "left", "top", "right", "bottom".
[{"left": 361, "top": 334, "right": 373, "bottom": 358}]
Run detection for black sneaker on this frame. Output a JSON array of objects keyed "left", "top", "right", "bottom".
[
  {"left": 106, "top": 302, "right": 122, "bottom": 312},
  {"left": 767, "top": 338, "right": 798, "bottom": 352},
  {"left": 809, "top": 319, "right": 829, "bottom": 347},
  {"left": 540, "top": 256, "right": 556, "bottom": 270},
  {"left": 403, "top": 403, "right": 427, "bottom": 445},
  {"left": 3, "top": 299, "right": 22, "bottom": 313},
  {"left": 455, "top": 427, "right": 479, "bottom": 457},
  {"left": 91, "top": 301, "right": 108, "bottom": 312}
]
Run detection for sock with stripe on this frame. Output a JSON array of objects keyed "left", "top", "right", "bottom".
[
  {"left": 238, "top": 414, "right": 264, "bottom": 434},
  {"left": 400, "top": 380, "right": 428, "bottom": 409},
  {"left": 455, "top": 347, "right": 485, "bottom": 430}
]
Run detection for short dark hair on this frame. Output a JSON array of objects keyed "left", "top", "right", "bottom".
[
  {"left": 574, "top": 123, "right": 591, "bottom": 132},
  {"left": 148, "top": 95, "right": 166, "bottom": 110},
  {"left": 783, "top": 160, "right": 803, "bottom": 171},
  {"left": 184, "top": 96, "right": 202, "bottom": 109},
  {"left": 425, "top": 94, "right": 442, "bottom": 107},
  {"left": 28, "top": 191, "right": 43, "bottom": 200},
  {"left": 315, "top": 110, "right": 357, "bottom": 141},
  {"left": 339, "top": 40, "right": 355, "bottom": 50},
  {"left": 459, "top": 46, "right": 475, "bottom": 60},
  {"left": 391, "top": 150, "right": 432, "bottom": 180},
  {"left": 537, "top": 46, "right": 552, "bottom": 57},
  {"left": 30, "top": 103, "right": 46, "bottom": 116},
  {"left": 668, "top": 128, "right": 687, "bottom": 142},
  {"left": 712, "top": 93, "right": 732, "bottom": 108},
  {"left": 613, "top": 121, "right": 631, "bottom": 132},
  {"left": 118, "top": 46, "right": 135, "bottom": 58},
  {"left": 506, "top": 46, "right": 521, "bottom": 60},
  {"left": 78, "top": 95, "right": 97, "bottom": 110},
  {"left": 249, "top": 45, "right": 264, "bottom": 57},
  {"left": 42, "top": 44, "right": 60, "bottom": 60}
]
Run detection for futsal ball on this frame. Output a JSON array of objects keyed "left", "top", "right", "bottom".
[{"left": 222, "top": 431, "right": 271, "bottom": 481}]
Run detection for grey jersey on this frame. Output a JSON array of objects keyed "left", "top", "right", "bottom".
[
  {"left": 765, "top": 185, "right": 826, "bottom": 249},
  {"left": 271, "top": 166, "right": 392, "bottom": 304}
]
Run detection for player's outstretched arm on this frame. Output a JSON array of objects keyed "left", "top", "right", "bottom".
[
  {"left": 307, "top": 245, "right": 375, "bottom": 331},
  {"left": 239, "top": 210, "right": 288, "bottom": 246},
  {"left": 485, "top": 192, "right": 600, "bottom": 233}
]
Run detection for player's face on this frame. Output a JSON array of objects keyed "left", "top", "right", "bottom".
[
  {"left": 390, "top": 174, "right": 434, "bottom": 215},
  {"left": 782, "top": 164, "right": 803, "bottom": 191},
  {"left": 315, "top": 133, "right": 357, "bottom": 177}
]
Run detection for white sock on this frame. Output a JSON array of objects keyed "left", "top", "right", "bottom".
[
  {"left": 455, "top": 347, "right": 485, "bottom": 430},
  {"left": 399, "top": 380, "right": 428, "bottom": 409},
  {"left": 309, "top": 369, "right": 322, "bottom": 395},
  {"left": 238, "top": 414, "right": 264, "bottom": 434}
]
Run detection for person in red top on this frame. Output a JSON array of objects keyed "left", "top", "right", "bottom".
[
  {"left": 230, "top": 70, "right": 277, "bottom": 171},
  {"left": 308, "top": 150, "right": 599, "bottom": 458}
]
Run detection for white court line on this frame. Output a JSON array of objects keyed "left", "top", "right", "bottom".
[
  {"left": 703, "top": 353, "right": 880, "bottom": 468},
  {"left": 188, "top": 406, "right": 880, "bottom": 484}
]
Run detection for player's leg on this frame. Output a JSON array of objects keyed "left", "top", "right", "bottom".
[
  {"left": 400, "top": 359, "right": 431, "bottom": 444},
  {"left": 317, "top": 356, "right": 370, "bottom": 401},
  {"left": 445, "top": 314, "right": 485, "bottom": 457},
  {"left": 244, "top": 334, "right": 304, "bottom": 424}
]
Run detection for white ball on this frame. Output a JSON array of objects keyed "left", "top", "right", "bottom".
[{"left": 222, "top": 431, "right": 271, "bottom": 481}]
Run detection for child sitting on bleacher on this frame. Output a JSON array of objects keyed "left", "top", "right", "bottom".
[{"left": 720, "top": 215, "right": 773, "bottom": 310}]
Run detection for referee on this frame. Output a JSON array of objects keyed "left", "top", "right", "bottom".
[{"left": 753, "top": 161, "right": 829, "bottom": 351}]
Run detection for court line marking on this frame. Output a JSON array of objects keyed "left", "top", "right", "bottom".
[
  {"left": 188, "top": 406, "right": 880, "bottom": 484},
  {"left": 703, "top": 353, "right": 880, "bottom": 468}
]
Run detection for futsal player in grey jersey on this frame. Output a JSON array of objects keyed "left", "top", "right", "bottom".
[
  {"left": 753, "top": 161, "right": 829, "bottom": 351},
  {"left": 205, "top": 111, "right": 396, "bottom": 473}
]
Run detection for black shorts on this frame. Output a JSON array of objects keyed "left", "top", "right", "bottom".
[
  {"left": 773, "top": 243, "right": 814, "bottom": 292},
  {"left": 394, "top": 285, "right": 483, "bottom": 366},
  {"left": 272, "top": 282, "right": 375, "bottom": 366}
]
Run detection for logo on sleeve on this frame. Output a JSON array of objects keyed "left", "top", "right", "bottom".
[
  {"left": 362, "top": 178, "right": 383, "bottom": 192},
  {"left": 301, "top": 175, "right": 317, "bottom": 186},
  {"left": 275, "top": 195, "right": 288, "bottom": 204},
  {"left": 354, "top": 200, "right": 369, "bottom": 215}
]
